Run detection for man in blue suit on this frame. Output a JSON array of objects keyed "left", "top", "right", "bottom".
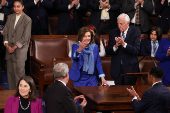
[
  {"left": 127, "top": 66, "right": 170, "bottom": 113},
  {"left": 24, "top": 0, "right": 52, "bottom": 35},
  {"left": 106, "top": 13, "right": 140, "bottom": 85},
  {"left": 56, "top": 0, "right": 86, "bottom": 35}
]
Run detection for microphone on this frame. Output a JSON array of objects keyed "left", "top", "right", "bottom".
[
  {"left": 151, "top": 57, "right": 157, "bottom": 67},
  {"left": 133, "top": 56, "right": 146, "bottom": 73}
]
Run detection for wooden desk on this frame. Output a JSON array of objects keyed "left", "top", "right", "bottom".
[
  {"left": 0, "top": 90, "right": 15, "bottom": 113},
  {"left": 74, "top": 85, "right": 151, "bottom": 113}
]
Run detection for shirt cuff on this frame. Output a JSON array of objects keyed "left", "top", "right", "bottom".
[
  {"left": 5, "top": 2, "right": 8, "bottom": 6},
  {"left": 123, "top": 43, "right": 127, "bottom": 48},
  {"left": 99, "top": 6, "right": 102, "bottom": 9},
  {"left": 68, "top": 4, "right": 71, "bottom": 10},
  {"left": 34, "top": 0, "right": 37, "bottom": 5},
  {"left": 73, "top": 50, "right": 81, "bottom": 58},
  {"left": 113, "top": 46, "right": 118, "bottom": 52},
  {"left": 76, "top": 3, "right": 80, "bottom": 9},
  {"left": 106, "top": 6, "right": 110, "bottom": 11},
  {"left": 141, "top": 4, "right": 143, "bottom": 7},
  {"left": 16, "top": 41, "right": 23, "bottom": 49},
  {"left": 132, "top": 96, "right": 137, "bottom": 101},
  {"left": 99, "top": 74, "right": 105, "bottom": 78},
  {"left": 41, "top": 0, "right": 43, "bottom": 2},
  {"left": 4, "top": 41, "right": 8, "bottom": 46}
]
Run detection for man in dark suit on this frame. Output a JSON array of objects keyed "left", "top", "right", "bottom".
[
  {"left": 127, "top": 66, "right": 170, "bottom": 113},
  {"left": 45, "top": 63, "right": 87, "bottom": 113},
  {"left": 106, "top": 13, "right": 140, "bottom": 85},
  {"left": 122, "top": 0, "right": 153, "bottom": 34},
  {"left": 156, "top": 0, "right": 170, "bottom": 34},
  {"left": 89, "top": 0, "right": 120, "bottom": 35},
  {"left": 24, "top": 0, "right": 52, "bottom": 35},
  {"left": 56, "top": 0, "right": 86, "bottom": 35}
]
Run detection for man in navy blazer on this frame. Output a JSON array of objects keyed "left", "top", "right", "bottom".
[
  {"left": 24, "top": 0, "right": 52, "bottom": 35},
  {"left": 45, "top": 63, "right": 87, "bottom": 113},
  {"left": 89, "top": 0, "right": 120, "bottom": 35},
  {"left": 106, "top": 13, "right": 140, "bottom": 85},
  {"left": 56, "top": 0, "right": 86, "bottom": 35},
  {"left": 127, "top": 66, "right": 170, "bottom": 113},
  {"left": 156, "top": 0, "right": 170, "bottom": 34}
]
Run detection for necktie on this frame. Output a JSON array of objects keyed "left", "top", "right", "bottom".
[
  {"left": 153, "top": 41, "right": 157, "bottom": 56},
  {"left": 37, "top": 1, "right": 40, "bottom": 20},
  {"left": 102, "top": 8, "right": 108, "bottom": 18},
  {"left": 122, "top": 32, "right": 125, "bottom": 40},
  {"left": 135, "top": 5, "right": 140, "bottom": 25},
  {"left": 70, "top": 0, "right": 74, "bottom": 20}
]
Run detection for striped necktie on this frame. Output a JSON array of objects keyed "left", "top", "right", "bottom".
[
  {"left": 135, "top": 5, "right": 140, "bottom": 25},
  {"left": 70, "top": 0, "right": 74, "bottom": 20}
]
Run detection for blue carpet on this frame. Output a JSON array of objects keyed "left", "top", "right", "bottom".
[{"left": 0, "top": 73, "right": 46, "bottom": 113}]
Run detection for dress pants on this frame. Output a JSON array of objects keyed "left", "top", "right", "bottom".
[
  {"left": 97, "top": 21, "right": 112, "bottom": 35},
  {"left": 7, "top": 59, "right": 25, "bottom": 90},
  {"left": 113, "top": 64, "right": 137, "bottom": 85}
]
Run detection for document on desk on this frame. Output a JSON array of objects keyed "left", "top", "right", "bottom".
[{"left": 106, "top": 80, "right": 115, "bottom": 85}]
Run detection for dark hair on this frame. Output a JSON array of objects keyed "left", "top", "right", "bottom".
[
  {"left": 87, "top": 25, "right": 100, "bottom": 51},
  {"left": 168, "top": 29, "right": 170, "bottom": 40},
  {"left": 14, "top": 0, "right": 25, "bottom": 6},
  {"left": 149, "top": 67, "right": 164, "bottom": 79},
  {"left": 76, "top": 27, "right": 95, "bottom": 43},
  {"left": 149, "top": 26, "right": 162, "bottom": 40},
  {"left": 15, "top": 76, "right": 36, "bottom": 101}
]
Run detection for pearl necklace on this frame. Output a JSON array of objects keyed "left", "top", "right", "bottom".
[{"left": 19, "top": 97, "right": 30, "bottom": 110}]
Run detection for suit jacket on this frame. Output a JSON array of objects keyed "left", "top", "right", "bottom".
[
  {"left": 106, "top": 27, "right": 140, "bottom": 77},
  {"left": 4, "top": 96, "right": 43, "bottom": 113},
  {"left": 3, "top": 12, "right": 32, "bottom": 62},
  {"left": 155, "top": 0, "right": 170, "bottom": 33},
  {"left": 132, "top": 82, "right": 170, "bottom": 113},
  {"left": 140, "top": 38, "right": 161, "bottom": 56},
  {"left": 69, "top": 43, "right": 105, "bottom": 82},
  {"left": 156, "top": 38, "right": 170, "bottom": 83},
  {"left": 56, "top": 0, "right": 86, "bottom": 32},
  {"left": 122, "top": 0, "right": 153, "bottom": 32},
  {"left": 45, "top": 80, "right": 84, "bottom": 113},
  {"left": 24, "top": 0, "right": 52, "bottom": 30},
  {"left": 89, "top": 0, "right": 120, "bottom": 29},
  {"left": 0, "top": 0, "right": 13, "bottom": 25}
]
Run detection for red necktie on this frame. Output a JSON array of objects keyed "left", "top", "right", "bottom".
[{"left": 70, "top": 0, "right": 74, "bottom": 20}]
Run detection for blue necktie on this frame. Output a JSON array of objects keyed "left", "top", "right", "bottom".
[{"left": 122, "top": 32, "right": 125, "bottom": 40}]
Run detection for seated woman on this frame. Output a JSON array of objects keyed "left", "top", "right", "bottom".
[
  {"left": 69, "top": 27, "right": 109, "bottom": 86},
  {"left": 4, "top": 76, "right": 43, "bottom": 113},
  {"left": 156, "top": 29, "right": 170, "bottom": 85},
  {"left": 140, "top": 26, "right": 162, "bottom": 57}
]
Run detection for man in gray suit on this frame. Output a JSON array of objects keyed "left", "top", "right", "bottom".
[
  {"left": 122, "top": 0, "right": 153, "bottom": 34},
  {"left": 3, "top": 0, "right": 31, "bottom": 90}
]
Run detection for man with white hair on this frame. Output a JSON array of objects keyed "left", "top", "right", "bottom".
[
  {"left": 106, "top": 13, "right": 141, "bottom": 85},
  {"left": 45, "top": 63, "right": 87, "bottom": 113}
]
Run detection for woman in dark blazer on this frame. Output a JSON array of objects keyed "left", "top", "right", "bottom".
[
  {"left": 4, "top": 76, "right": 43, "bottom": 113},
  {"left": 3, "top": 0, "right": 31, "bottom": 90},
  {"left": 140, "top": 26, "right": 162, "bottom": 57},
  {"left": 156, "top": 29, "right": 170, "bottom": 85}
]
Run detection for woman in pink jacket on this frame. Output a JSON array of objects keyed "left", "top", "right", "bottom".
[{"left": 4, "top": 76, "right": 43, "bottom": 113}]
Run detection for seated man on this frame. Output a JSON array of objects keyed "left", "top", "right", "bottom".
[
  {"left": 45, "top": 63, "right": 87, "bottom": 113},
  {"left": 127, "top": 67, "right": 170, "bottom": 113}
]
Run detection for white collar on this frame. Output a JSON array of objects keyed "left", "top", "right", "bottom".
[
  {"left": 152, "top": 81, "right": 162, "bottom": 87},
  {"left": 121, "top": 26, "right": 129, "bottom": 37},
  {"left": 57, "top": 80, "right": 66, "bottom": 86}
]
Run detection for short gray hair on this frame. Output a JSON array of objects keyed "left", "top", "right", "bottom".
[
  {"left": 117, "top": 13, "right": 130, "bottom": 23},
  {"left": 53, "top": 63, "right": 69, "bottom": 79}
]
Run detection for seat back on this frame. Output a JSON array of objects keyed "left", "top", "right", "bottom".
[{"left": 30, "top": 37, "right": 67, "bottom": 67}]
